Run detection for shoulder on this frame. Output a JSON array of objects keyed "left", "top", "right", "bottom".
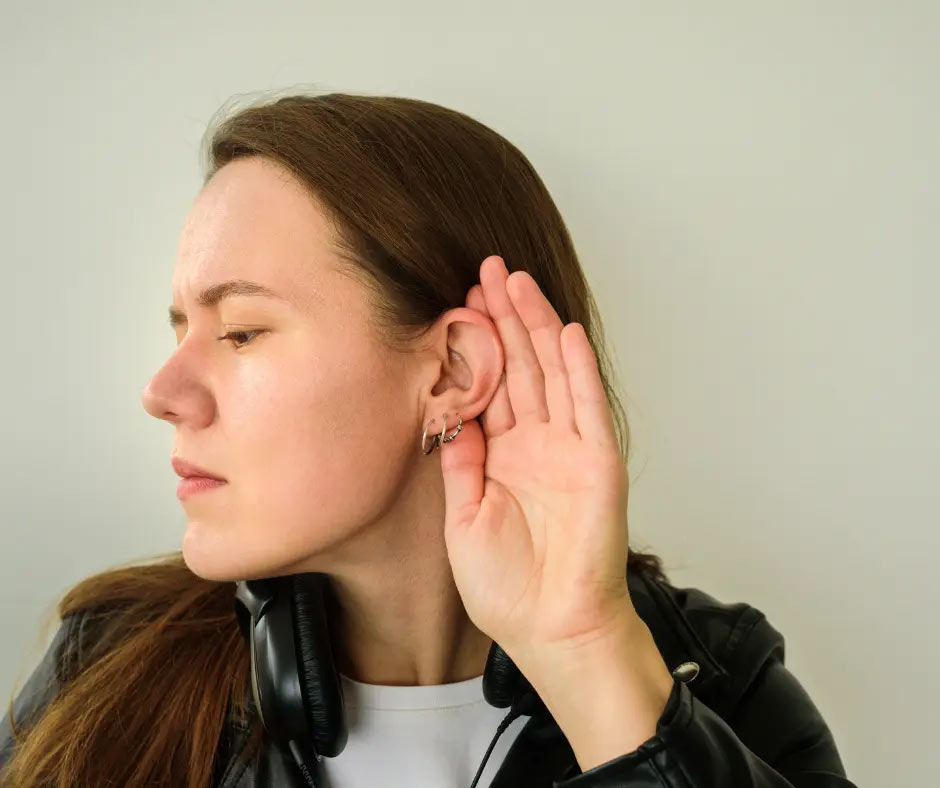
[
  {"left": 628, "top": 571, "right": 786, "bottom": 712},
  {"left": 636, "top": 575, "right": 851, "bottom": 780},
  {"left": 1, "top": 604, "right": 122, "bottom": 732},
  {"left": 658, "top": 576, "right": 783, "bottom": 658},
  {"left": 0, "top": 612, "right": 85, "bottom": 769}
]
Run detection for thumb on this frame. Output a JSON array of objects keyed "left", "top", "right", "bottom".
[{"left": 438, "top": 415, "right": 486, "bottom": 533}]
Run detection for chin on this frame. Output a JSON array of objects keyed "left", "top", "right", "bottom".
[
  {"left": 181, "top": 528, "right": 308, "bottom": 582},
  {"left": 180, "top": 524, "right": 249, "bottom": 582}
]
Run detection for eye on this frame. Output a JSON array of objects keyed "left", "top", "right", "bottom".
[{"left": 217, "top": 330, "right": 265, "bottom": 349}]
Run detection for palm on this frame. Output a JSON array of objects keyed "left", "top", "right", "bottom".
[{"left": 439, "top": 256, "right": 632, "bottom": 664}]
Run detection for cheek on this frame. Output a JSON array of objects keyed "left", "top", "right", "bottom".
[
  {"left": 231, "top": 343, "right": 414, "bottom": 521},
  {"left": 183, "top": 347, "right": 418, "bottom": 580}
]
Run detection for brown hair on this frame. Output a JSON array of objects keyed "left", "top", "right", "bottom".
[{"left": 1, "top": 90, "right": 669, "bottom": 787}]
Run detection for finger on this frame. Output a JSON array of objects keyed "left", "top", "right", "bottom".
[
  {"left": 465, "top": 283, "right": 485, "bottom": 311},
  {"left": 506, "top": 270, "right": 578, "bottom": 435},
  {"left": 560, "top": 322, "right": 617, "bottom": 448},
  {"left": 479, "top": 256, "right": 549, "bottom": 423},
  {"left": 465, "top": 282, "right": 515, "bottom": 437}
]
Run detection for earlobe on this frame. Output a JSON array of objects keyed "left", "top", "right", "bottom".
[{"left": 420, "top": 412, "right": 463, "bottom": 455}]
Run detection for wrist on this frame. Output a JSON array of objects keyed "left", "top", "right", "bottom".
[{"left": 527, "top": 611, "right": 675, "bottom": 772}]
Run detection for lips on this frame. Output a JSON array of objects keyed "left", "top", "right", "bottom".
[{"left": 171, "top": 456, "right": 226, "bottom": 481}]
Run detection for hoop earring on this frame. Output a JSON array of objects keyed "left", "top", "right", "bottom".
[{"left": 421, "top": 412, "right": 463, "bottom": 455}]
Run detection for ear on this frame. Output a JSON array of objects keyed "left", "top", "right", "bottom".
[{"left": 423, "top": 306, "right": 504, "bottom": 429}]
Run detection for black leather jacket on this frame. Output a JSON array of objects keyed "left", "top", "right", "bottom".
[{"left": 1, "top": 571, "right": 856, "bottom": 787}]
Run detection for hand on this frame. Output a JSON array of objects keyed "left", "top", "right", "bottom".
[{"left": 439, "top": 255, "right": 640, "bottom": 674}]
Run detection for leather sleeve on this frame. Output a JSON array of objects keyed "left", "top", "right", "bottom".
[
  {"left": 552, "top": 610, "right": 857, "bottom": 788},
  {"left": 0, "top": 615, "right": 79, "bottom": 773}
]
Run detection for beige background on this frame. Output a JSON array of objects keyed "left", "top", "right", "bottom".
[{"left": 3, "top": 2, "right": 936, "bottom": 785}]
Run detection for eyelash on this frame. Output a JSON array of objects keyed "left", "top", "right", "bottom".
[{"left": 217, "top": 330, "right": 264, "bottom": 349}]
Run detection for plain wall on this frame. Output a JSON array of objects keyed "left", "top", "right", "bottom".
[{"left": 3, "top": 2, "right": 936, "bottom": 785}]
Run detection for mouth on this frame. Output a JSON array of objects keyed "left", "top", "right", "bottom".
[
  {"left": 171, "top": 456, "right": 226, "bottom": 482},
  {"left": 176, "top": 476, "right": 227, "bottom": 500}
]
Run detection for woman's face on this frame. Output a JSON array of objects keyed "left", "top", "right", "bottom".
[{"left": 141, "top": 157, "right": 428, "bottom": 582}]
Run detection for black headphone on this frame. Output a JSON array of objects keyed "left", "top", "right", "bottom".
[{"left": 234, "top": 573, "right": 549, "bottom": 788}]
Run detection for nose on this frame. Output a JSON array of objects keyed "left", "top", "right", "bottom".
[
  {"left": 140, "top": 379, "right": 161, "bottom": 419},
  {"left": 140, "top": 377, "right": 177, "bottom": 423}
]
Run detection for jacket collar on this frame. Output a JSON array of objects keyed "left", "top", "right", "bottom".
[
  {"left": 627, "top": 570, "right": 730, "bottom": 697},
  {"left": 223, "top": 570, "right": 731, "bottom": 787}
]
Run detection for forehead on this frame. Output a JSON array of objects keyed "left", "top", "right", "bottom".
[{"left": 171, "top": 157, "right": 333, "bottom": 309}]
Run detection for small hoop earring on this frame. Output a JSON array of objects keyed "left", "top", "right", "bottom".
[
  {"left": 421, "top": 418, "right": 437, "bottom": 455},
  {"left": 421, "top": 412, "right": 463, "bottom": 455},
  {"left": 438, "top": 412, "right": 462, "bottom": 446}
]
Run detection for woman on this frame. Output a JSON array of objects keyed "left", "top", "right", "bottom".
[{"left": 0, "top": 92, "right": 856, "bottom": 787}]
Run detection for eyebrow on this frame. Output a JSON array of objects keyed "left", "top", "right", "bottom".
[{"left": 168, "top": 279, "right": 285, "bottom": 327}]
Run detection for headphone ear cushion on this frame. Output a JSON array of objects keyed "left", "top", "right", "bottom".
[
  {"left": 482, "top": 641, "right": 550, "bottom": 720},
  {"left": 290, "top": 573, "right": 349, "bottom": 758}
]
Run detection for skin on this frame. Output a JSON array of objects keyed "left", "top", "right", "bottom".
[{"left": 140, "top": 156, "right": 506, "bottom": 687}]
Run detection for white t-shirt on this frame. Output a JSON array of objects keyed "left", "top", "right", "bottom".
[{"left": 316, "top": 672, "right": 533, "bottom": 788}]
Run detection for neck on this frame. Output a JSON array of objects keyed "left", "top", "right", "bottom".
[
  {"left": 287, "top": 456, "right": 494, "bottom": 686},
  {"left": 322, "top": 563, "right": 493, "bottom": 686}
]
